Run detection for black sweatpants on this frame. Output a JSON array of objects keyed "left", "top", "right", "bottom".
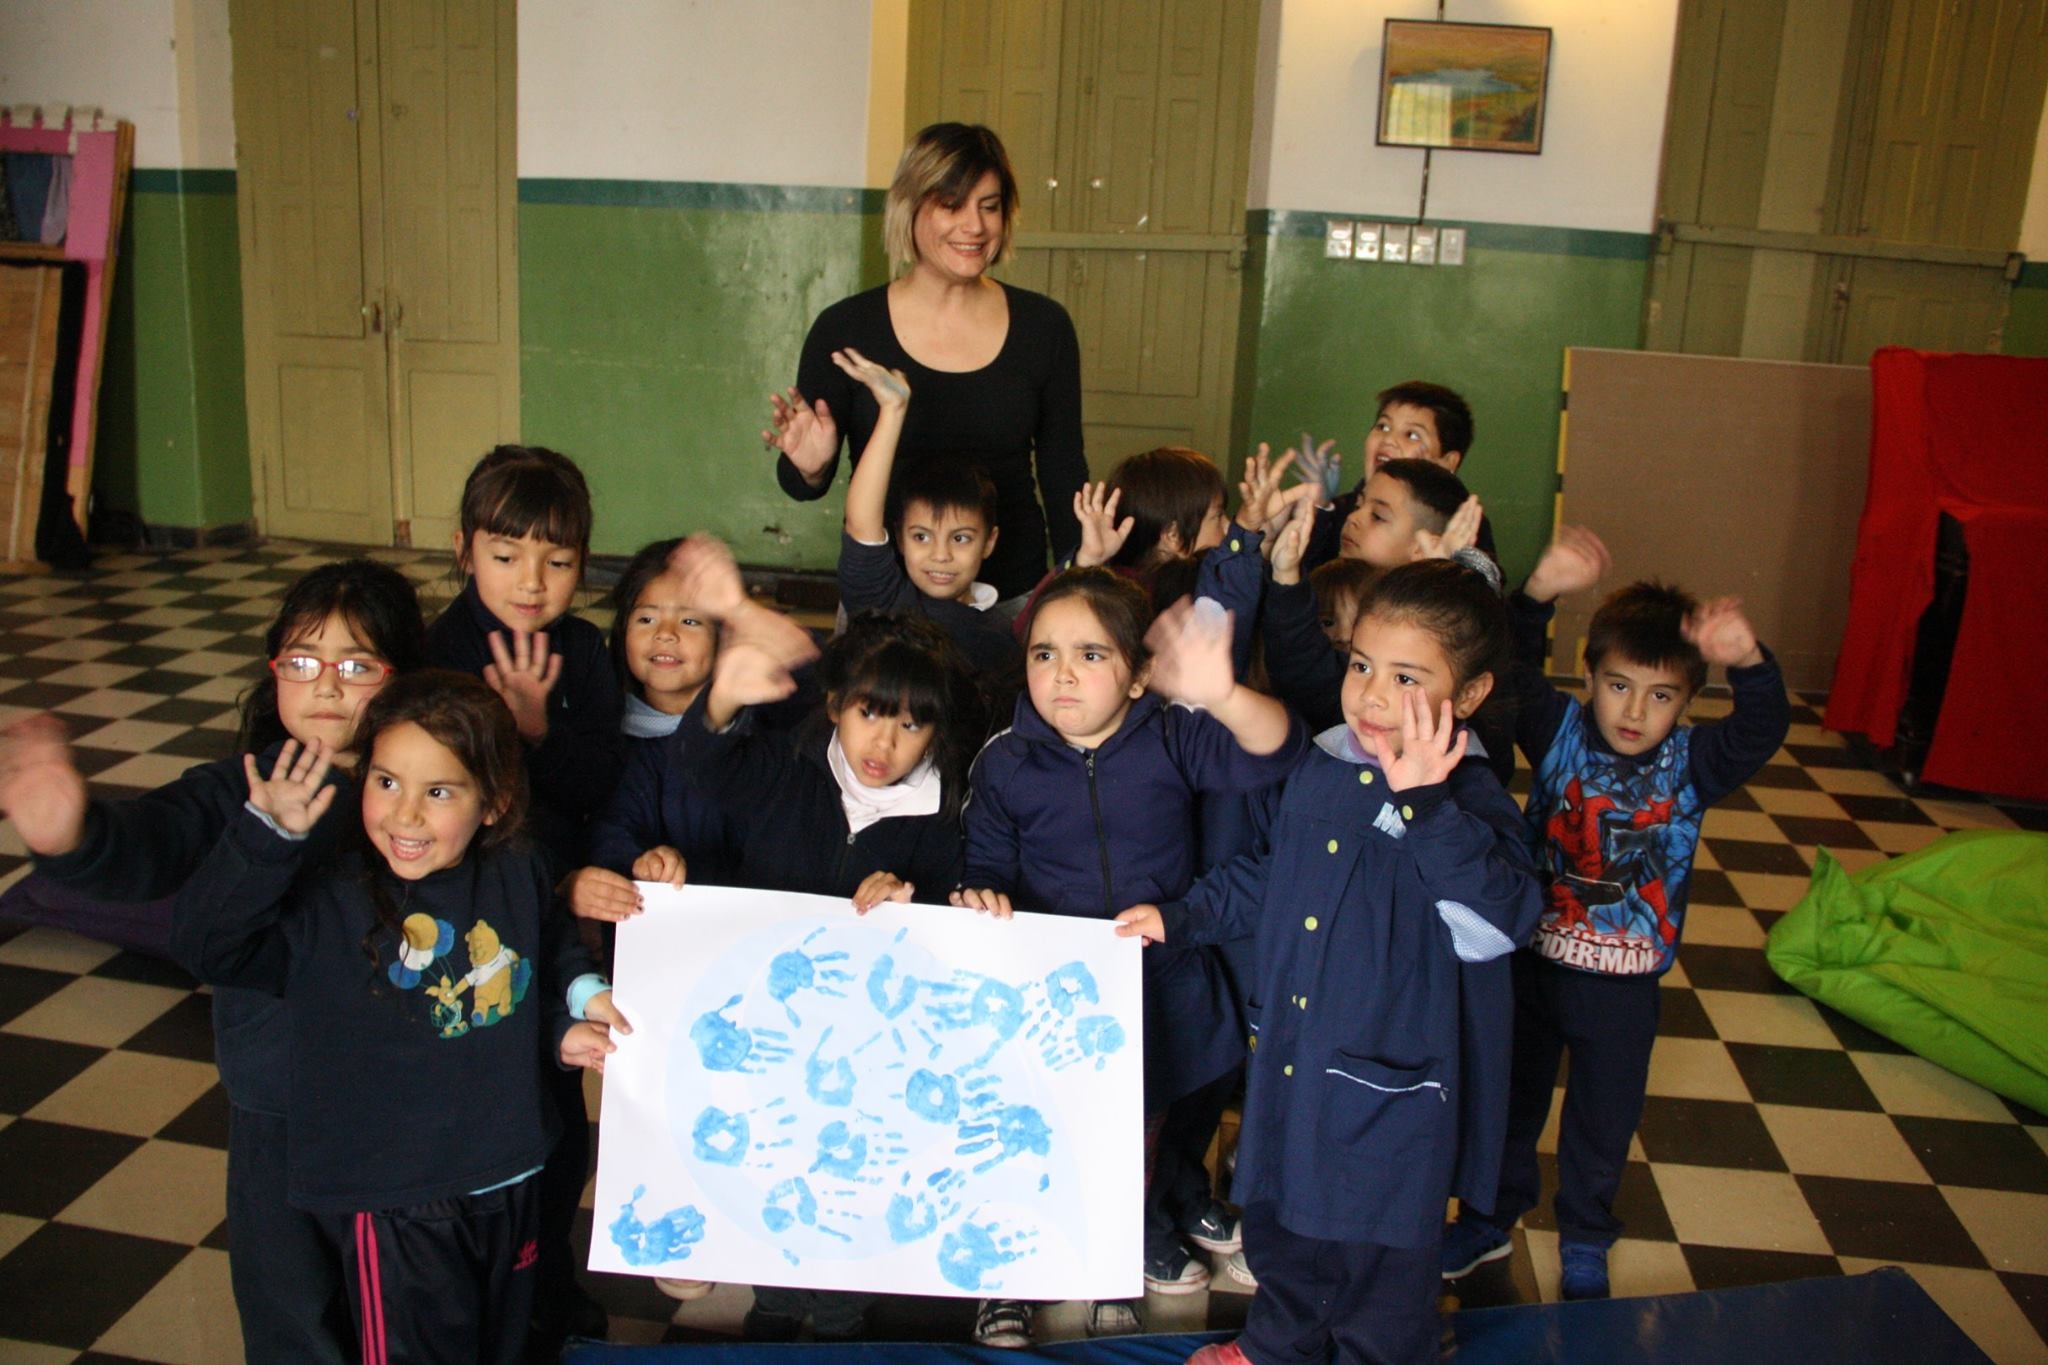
[
  {"left": 534, "top": 1062, "right": 594, "bottom": 1326},
  {"left": 1237, "top": 1203, "right": 1440, "bottom": 1365},
  {"left": 321, "top": 1178, "right": 540, "bottom": 1365},
  {"left": 1481, "top": 950, "right": 1662, "bottom": 1247},
  {"left": 227, "top": 1105, "right": 352, "bottom": 1364}
]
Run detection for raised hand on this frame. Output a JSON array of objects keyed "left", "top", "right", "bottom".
[
  {"left": 1072, "top": 482, "right": 1134, "bottom": 568},
  {"left": 566, "top": 866, "right": 643, "bottom": 922},
  {"left": 948, "top": 887, "right": 1015, "bottom": 919},
  {"left": 1145, "top": 596, "right": 1238, "bottom": 710},
  {"left": 1112, "top": 903, "right": 1166, "bottom": 944},
  {"left": 1368, "top": 688, "right": 1468, "bottom": 792},
  {"left": 1522, "top": 525, "right": 1611, "bottom": 603},
  {"left": 664, "top": 534, "right": 751, "bottom": 620},
  {"left": 1415, "top": 494, "right": 1484, "bottom": 561},
  {"left": 763, "top": 386, "right": 839, "bottom": 485},
  {"left": 0, "top": 715, "right": 89, "bottom": 857},
  {"left": 1292, "top": 433, "right": 1343, "bottom": 503},
  {"left": 1683, "top": 596, "right": 1764, "bottom": 669},
  {"left": 830, "top": 347, "right": 910, "bottom": 413},
  {"left": 1267, "top": 489, "right": 1318, "bottom": 585},
  {"left": 244, "top": 738, "right": 336, "bottom": 837},
  {"left": 484, "top": 630, "right": 561, "bottom": 743},
  {"left": 632, "top": 845, "right": 687, "bottom": 888},
  {"left": 852, "top": 871, "right": 915, "bottom": 915},
  {"left": 1236, "top": 443, "right": 1299, "bottom": 533}
]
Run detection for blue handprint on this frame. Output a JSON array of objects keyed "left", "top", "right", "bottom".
[
  {"left": 609, "top": 1185, "right": 707, "bottom": 1266},
  {"left": 762, "top": 1176, "right": 819, "bottom": 1234},
  {"left": 936, "top": 1217, "right": 1032, "bottom": 1292},
  {"left": 691, "top": 1106, "right": 752, "bottom": 1165},
  {"left": 689, "top": 995, "right": 793, "bottom": 1074},
  {"left": 866, "top": 953, "right": 920, "bottom": 1019},
  {"left": 904, "top": 1068, "right": 960, "bottom": 1123},
  {"left": 956, "top": 1103, "right": 1052, "bottom": 1174},
  {"left": 767, "top": 928, "right": 854, "bottom": 1027},
  {"left": 1044, "top": 961, "right": 1099, "bottom": 1017},
  {"left": 805, "top": 1028, "right": 857, "bottom": 1106},
  {"left": 810, "top": 1120, "right": 866, "bottom": 1179}
]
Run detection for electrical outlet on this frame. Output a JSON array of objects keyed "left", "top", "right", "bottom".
[
  {"left": 1439, "top": 227, "right": 1466, "bottom": 266},
  {"left": 1382, "top": 224, "right": 1411, "bottom": 264},
  {"left": 1324, "top": 218, "right": 1356, "bottom": 259},
  {"left": 1411, "top": 225, "right": 1438, "bottom": 265},
  {"left": 1356, "top": 222, "right": 1383, "bottom": 262}
]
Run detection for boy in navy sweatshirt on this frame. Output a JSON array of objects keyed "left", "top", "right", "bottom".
[{"left": 1440, "top": 526, "right": 1791, "bottom": 1300}]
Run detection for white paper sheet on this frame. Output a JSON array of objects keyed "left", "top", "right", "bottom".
[{"left": 587, "top": 884, "right": 1145, "bottom": 1300}]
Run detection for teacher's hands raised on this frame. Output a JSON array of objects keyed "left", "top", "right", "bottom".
[{"left": 763, "top": 387, "right": 840, "bottom": 488}]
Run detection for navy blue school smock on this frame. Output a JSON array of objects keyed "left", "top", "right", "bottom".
[
  {"left": 1164, "top": 731, "right": 1542, "bottom": 1249},
  {"left": 962, "top": 691, "right": 1304, "bottom": 1109}
]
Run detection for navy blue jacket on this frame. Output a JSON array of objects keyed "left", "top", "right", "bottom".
[
  {"left": 1166, "top": 734, "right": 1542, "bottom": 1248},
  {"left": 426, "top": 582, "right": 623, "bottom": 871},
  {"left": 671, "top": 702, "right": 963, "bottom": 904},
  {"left": 962, "top": 691, "right": 1305, "bottom": 1107},
  {"left": 171, "top": 812, "right": 592, "bottom": 1213},
  {"left": 34, "top": 745, "right": 350, "bottom": 1116},
  {"left": 587, "top": 728, "right": 744, "bottom": 888}
]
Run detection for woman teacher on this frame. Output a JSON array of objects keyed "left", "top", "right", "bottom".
[{"left": 766, "top": 123, "right": 1086, "bottom": 602}]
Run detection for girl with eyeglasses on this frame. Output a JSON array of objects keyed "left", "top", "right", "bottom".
[{"left": 0, "top": 557, "right": 425, "bottom": 1364}]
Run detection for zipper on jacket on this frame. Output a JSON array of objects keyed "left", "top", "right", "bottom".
[{"left": 1085, "top": 751, "right": 1115, "bottom": 917}]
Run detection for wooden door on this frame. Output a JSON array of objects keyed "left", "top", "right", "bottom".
[
  {"left": 378, "top": 0, "right": 520, "bottom": 550},
  {"left": 232, "top": 0, "right": 518, "bottom": 548},
  {"left": 908, "top": 0, "right": 1258, "bottom": 478},
  {"left": 231, "top": 0, "right": 394, "bottom": 544}
]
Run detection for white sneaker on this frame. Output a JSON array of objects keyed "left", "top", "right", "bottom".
[
  {"left": 972, "top": 1299, "right": 1033, "bottom": 1349},
  {"left": 1087, "top": 1298, "right": 1144, "bottom": 1336},
  {"left": 1223, "top": 1249, "right": 1257, "bottom": 1288}
]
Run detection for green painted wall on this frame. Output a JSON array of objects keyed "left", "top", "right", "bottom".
[
  {"left": 97, "top": 171, "right": 251, "bottom": 532},
  {"left": 518, "top": 182, "right": 887, "bottom": 565},
  {"left": 2007, "top": 266, "right": 2048, "bottom": 358},
  {"left": 1240, "top": 213, "right": 1653, "bottom": 584}
]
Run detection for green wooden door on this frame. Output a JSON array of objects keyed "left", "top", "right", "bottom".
[{"left": 908, "top": 0, "right": 1258, "bottom": 478}]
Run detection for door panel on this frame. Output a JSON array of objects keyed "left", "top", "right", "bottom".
[{"left": 1836, "top": 259, "right": 2006, "bottom": 363}]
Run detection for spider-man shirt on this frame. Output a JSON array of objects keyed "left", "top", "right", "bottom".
[{"left": 1523, "top": 702, "right": 1705, "bottom": 976}]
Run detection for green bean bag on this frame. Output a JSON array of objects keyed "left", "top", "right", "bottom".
[{"left": 1766, "top": 830, "right": 2048, "bottom": 1116}]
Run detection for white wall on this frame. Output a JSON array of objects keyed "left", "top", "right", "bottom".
[
  {"left": 518, "top": 0, "right": 872, "bottom": 185},
  {"left": 1253, "top": 0, "right": 1680, "bottom": 232}
]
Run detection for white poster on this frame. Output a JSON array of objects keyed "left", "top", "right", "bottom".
[{"left": 588, "top": 884, "right": 1145, "bottom": 1301}]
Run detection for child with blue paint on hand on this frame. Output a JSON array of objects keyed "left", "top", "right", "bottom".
[
  {"left": 1116, "top": 559, "right": 1542, "bottom": 1365},
  {"left": 662, "top": 533, "right": 984, "bottom": 1342},
  {"left": 169, "top": 670, "right": 626, "bottom": 1365},
  {"left": 954, "top": 568, "right": 1304, "bottom": 1344}
]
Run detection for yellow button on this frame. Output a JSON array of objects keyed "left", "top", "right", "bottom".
[
  {"left": 1229, "top": 538, "right": 1241, "bottom": 552},
  {"left": 1248, "top": 1035, "right": 1257, "bottom": 1051},
  {"left": 1402, "top": 805, "right": 1414, "bottom": 820},
  {"left": 1298, "top": 996, "right": 1308, "bottom": 1009},
  {"left": 1304, "top": 916, "right": 1319, "bottom": 931},
  {"left": 1326, "top": 838, "right": 1339, "bottom": 854},
  {"left": 1283, "top": 1065, "right": 1294, "bottom": 1076},
  {"left": 1359, "top": 770, "right": 1373, "bottom": 785}
]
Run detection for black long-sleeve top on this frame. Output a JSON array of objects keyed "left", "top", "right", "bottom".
[{"left": 775, "top": 283, "right": 1087, "bottom": 599}]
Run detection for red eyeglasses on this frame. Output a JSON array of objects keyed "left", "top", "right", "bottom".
[{"left": 268, "top": 656, "right": 395, "bottom": 686}]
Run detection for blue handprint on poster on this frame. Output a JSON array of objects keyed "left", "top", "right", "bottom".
[{"left": 588, "top": 885, "right": 1144, "bottom": 1301}]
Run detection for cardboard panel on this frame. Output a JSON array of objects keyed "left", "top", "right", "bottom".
[{"left": 1550, "top": 348, "right": 1870, "bottom": 692}]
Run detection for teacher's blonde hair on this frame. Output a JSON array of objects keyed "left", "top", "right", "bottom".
[{"left": 884, "top": 123, "right": 1020, "bottom": 271}]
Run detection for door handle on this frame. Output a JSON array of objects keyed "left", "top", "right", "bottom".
[{"left": 364, "top": 301, "right": 382, "bottom": 333}]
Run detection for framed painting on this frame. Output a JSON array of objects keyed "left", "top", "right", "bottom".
[{"left": 1378, "top": 19, "right": 1553, "bottom": 155}]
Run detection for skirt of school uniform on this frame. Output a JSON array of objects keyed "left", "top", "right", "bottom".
[
  {"left": 227, "top": 1105, "right": 353, "bottom": 1365},
  {"left": 319, "top": 1177, "right": 540, "bottom": 1365},
  {"left": 1238, "top": 1202, "right": 1441, "bottom": 1365}
]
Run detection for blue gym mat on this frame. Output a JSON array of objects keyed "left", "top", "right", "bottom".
[{"left": 562, "top": 1267, "right": 1986, "bottom": 1363}]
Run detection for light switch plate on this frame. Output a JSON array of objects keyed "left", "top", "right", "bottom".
[
  {"left": 1324, "top": 218, "right": 1356, "bottom": 259},
  {"left": 1382, "top": 224, "right": 1411, "bottom": 264},
  {"left": 1411, "top": 225, "right": 1438, "bottom": 265},
  {"left": 1356, "top": 222, "right": 1383, "bottom": 262},
  {"left": 1439, "top": 226, "right": 1467, "bottom": 266}
]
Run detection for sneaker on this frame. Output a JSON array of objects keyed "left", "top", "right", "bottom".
[
  {"left": 1184, "top": 1202, "right": 1244, "bottom": 1254},
  {"left": 973, "top": 1299, "right": 1034, "bottom": 1350},
  {"left": 1440, "top": 1219, "right": 1512, "bottom": 1280},
  {"left": 1088, "top": 1298, "right": 1145, "bottom": 1337},
  {"left": 1144, "top": 1244, "right": 1212, "bottom": 1295},
  {"left": 654, "top": 1277, "right": 714, "bottom": 1302},
  {"left": 1559, "top": 1241, "right": 1610, "bottom": 1300},
  {"left": 1222, "top": 1248, "right": 1257, "bottom": 1288},
  {"left": 1186, "top": 1341, "right": 1253, "bottom": 1365}
]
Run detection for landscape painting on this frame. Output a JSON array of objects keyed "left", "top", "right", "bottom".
[{"left": 1379, "top": 20, "right": 1552, "bottom": 155}]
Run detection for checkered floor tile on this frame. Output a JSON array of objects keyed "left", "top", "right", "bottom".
[{"left": 2, "top": 542, "right": 2046, "bottom": 1361}]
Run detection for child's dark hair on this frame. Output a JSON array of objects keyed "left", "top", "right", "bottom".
[
  {"left": 1356, "top": 558, "right": 1511, "bottom": 691},
  {"left": 1106, "top": 447, "right": 1225, "bottom": 567},
  {"left": 1378, "top": 380, "right": 1475, "bottom": 462},
  {"left": 887, "top": 459, "right": 1000, "bottom": 536},
  {"left": 818, "top": 613, "right": 985, "bottom": 819},
  {"left": 1310, "top": 558, "right": 1379, "bottom": 618},
  {"left": 1025, "top": 568, "right": 1155, "bottom": 680},
  {"left": 1586, "top": 581, "right": 1707, "bottom": 692},
  {"left": 606, "top": 537, "right": 698, "bottom": 696},
  {"left": 351, "top": 670, "right": 528, "bottom": 961},
  {"left": 454, "top": 444, "right": 593, "bottom": 569},
  {"left": 1374, "top": 458, "right": 1470, "bottom": 534},
  {"left": 241, "top": 559, "right": 427, "bottom": 752}
]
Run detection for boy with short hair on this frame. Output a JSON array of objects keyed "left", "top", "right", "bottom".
[
  {"left": 1440, "top": 525, "right": 1791, "bottom": 1300},
  {"left": 831, "top": 347, "right": 1020, "bottom": 676},
  {"left": 1337, "top": 459, "right": 1480, "bottom": 570},
  {"left": 1303, "top": 380, "right": 1491, "bottom": 569}
]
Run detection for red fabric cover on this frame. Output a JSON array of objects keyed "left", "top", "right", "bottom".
[{"left": 1825, "top": 349, "right": 2048, "bottom": 800}]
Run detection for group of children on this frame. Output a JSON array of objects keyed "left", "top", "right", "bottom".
[{"left": 0, "top": 368, "right": 1789, "bottom": 1365}]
